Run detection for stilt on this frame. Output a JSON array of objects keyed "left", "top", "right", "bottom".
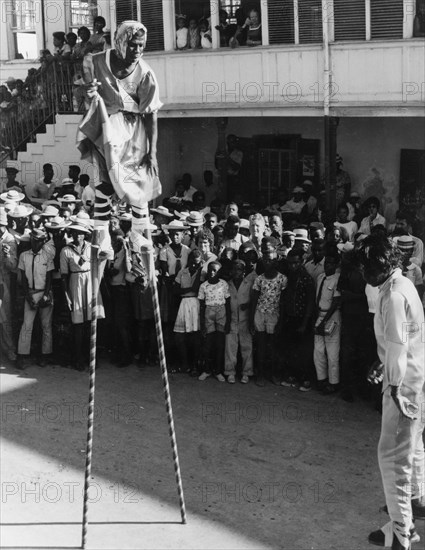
[{"left": 81, "top": 229, "right": 100, "bottom": 548}]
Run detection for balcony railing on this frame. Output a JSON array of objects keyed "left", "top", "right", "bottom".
[{"left": 0, "top": 60, "right": 85, "bottom": 162}]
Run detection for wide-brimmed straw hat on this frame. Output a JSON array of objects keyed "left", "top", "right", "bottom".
[
  {"left": 8, "top": 204, "right": 33, "bottom": 218},
  {"left": 293, "top": 228, "right": 311, "bottom": 243},
  {"left": 151, "top": 206, "right": 173, "bottom": 217},
  {"left": 186, "top": 211, "right": 205, "bottom": 227},
  {"left": 69, "top": 211, "right": 94, "bottom": 228},
  {"left": 44, "top": 216, "right": 70, "bottom": 230},
  {"left": 67, "top": 220, "right": 92, "bottom": 234},
  {"left": 163, "top": 219, "right": 188, "bottom": 231},
  {"left": 59, "top": 194, "right": 81, "bottom": 204},
  {"left": 0, "top": 189, "right": 24, "bottom": 202},
  {"left": 30, "top": 228, "right": 48, "bottom": 241},
  {"left": 40, "top": 205, "right": 59, "bottom": 217}
]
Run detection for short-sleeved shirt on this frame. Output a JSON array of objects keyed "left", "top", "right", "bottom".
[
  {"left": 316, "top": 272, "right": 341, "bottom": 312},
  {"left": 253, "top": 272, "right": 288, "bottom": 315},
  {"left": 159, "top": 244, "right": 190, "bottom": 276},
  {"left": 19, "top": 248, "right": 54, "bottom": 289},
  {"left": 176, "top": 267, "right": 200, "bottom": 297},
  {"left": 198, "top": 279, "right": 230, "bottom": 306}
]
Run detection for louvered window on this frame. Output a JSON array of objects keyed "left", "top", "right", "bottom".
[
  {"left": 334, "top": 0, "right": 366, "bottom": 41},
  {"left": 116, "top": 0, "right": 138, "bottom": 25},
  {"left": 268, "top": 0, "right": 295, "bottom": 44},
  {"left": 298, "top": 0, "right": 322, "bottom": 43},
  {"left": 140, "top": 0, "right": 164, "bottom": 51},
  {"left": 371, "top": 0, "right": 403, "bottom": 39}
]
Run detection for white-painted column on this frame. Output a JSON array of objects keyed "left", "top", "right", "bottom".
[
  {"left": 328, "top": 0, "right": 334, "bottom": 42},
  {"left": 162, "top": 0, "right": 175, "bottom": 51},
  {"left": 403, "top": 0, "right": 415, "bottom": 38},
  {"left": 260, "top": 0, "right": 269, "bottom": 46},
  {"left": 365, "top": 0, "right": 371, "bottom": 40},
  {"left": 35, "top": 0, "right": 45, "bottom": 53},
  {"left": 97, "top": 0, "right": 112, "bottom": 30},
  {"left": 0, "top": 1, "right": 11, "bottom": 60},
  {"left": 294, "top": 0, "right": 299, "bottom": 44},
  {"left": 109, "top": 0, "right": 117, "bottom": 42},
  {"left": 210, "top": 0, "right": 220, "bottom": 49}
]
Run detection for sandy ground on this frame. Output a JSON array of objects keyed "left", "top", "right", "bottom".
[{"left": 1, "top": 357, "right": 424, "bottom": 550}]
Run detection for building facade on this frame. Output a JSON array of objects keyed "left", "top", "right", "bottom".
[{"left": 0, "top": 0, "right": 424, "bottom": 219}]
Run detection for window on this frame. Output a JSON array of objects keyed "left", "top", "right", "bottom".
[
  {"left": 298, "top": 0, "right": 322, "bottom": 44},
  {"left": 220, "top": 0, "right": 242, "bottom": 25},
  {"left": 141, "top": 0, "right": 164, "bottom": 52},
  {"left": 70, "top": 0, "right": 98, "bottom": 32},
  {"left": 268, "top": 0, "right": 295, "bottom": 45},
  {"left": 334, "top": 0, "right": 366, "bottom": 41},
  {"left": 259, "top": 149, "right": 296, "bottom": 203},
  {"left": 116, "top": 0, "right": 137, "bottom": 25},
  {"left": 11, "top": 0, "right": 37, "bottom": 58},
  {"left": 371, "top": 0, "right": 403, "bottom": 40}
]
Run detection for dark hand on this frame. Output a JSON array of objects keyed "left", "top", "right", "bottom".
[
  {"left": 140, "top": 154, "right": 159, "bottom": 177},
  {"left": 85, "top": 79, "right": 100, "bottom": 99},
  {"left": 367, "top": 360, "right": 384, "bottom": 385},
  {"left": 390, "top": 386, "right": 419, "bottom": 420}
]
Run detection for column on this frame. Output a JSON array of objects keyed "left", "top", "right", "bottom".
[{"left": 324, "top": 116, "right": 339, "bottom": 216}]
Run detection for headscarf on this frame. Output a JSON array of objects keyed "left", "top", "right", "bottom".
[{"left": 114, "top": 20, "right": 147, "bottom": 59}]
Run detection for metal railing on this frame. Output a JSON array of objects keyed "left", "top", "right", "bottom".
[{"left": 0, "top": 60, "right": 85, "bottom": 164}]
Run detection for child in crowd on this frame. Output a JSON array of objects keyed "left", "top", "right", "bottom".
[
  {"left": 334, "top": 203, "right": 358, "bottom": 242},
  {"left": 188, "top": 18, "right": 200, "bottom": 49},
  {"left": 224, "top": 259, "right": 256, "bottom": 384},
  {"left": 174, "top": 249, "right": 203, "bottom": 376},
  {"left": 198, "top": 261, "right": 231, "bottom": 382},
  {"left": 313, "top": 250, "right": 341, "bottom": 394},
  {"left": 176, "top": 15, "right": 189, "bottom": 50},
  {"left": 250, "top": 237, "right": 287, "bottom": 386},
  {"left": 205, "top": 212, "right": 218, "bottom": 232},
  {"left": 280, "top": 249, "right": 315, "bottom": 391}
]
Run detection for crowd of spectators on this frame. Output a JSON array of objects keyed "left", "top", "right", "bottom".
[{"left": 1, "top": 156, "right": 424, "bottom": 411}]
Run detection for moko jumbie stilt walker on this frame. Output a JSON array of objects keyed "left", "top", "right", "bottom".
[{"left": 77, "top": 20, "right": 187, "bottom": 549}]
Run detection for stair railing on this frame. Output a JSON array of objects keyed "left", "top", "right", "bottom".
[{"left": 0, "top": 59, "right": 85, "bottom": 164}]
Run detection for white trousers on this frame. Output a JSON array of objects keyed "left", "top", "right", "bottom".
[
  {"left": 378, "top": 387, "right": 425, "bottom": 547},
  {"left": 224, "top": 323, "right": 253, "bottom": 377}
]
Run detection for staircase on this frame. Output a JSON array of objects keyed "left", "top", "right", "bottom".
[{"left": 16, "top": 113, "right": 93, "bottom": 185}]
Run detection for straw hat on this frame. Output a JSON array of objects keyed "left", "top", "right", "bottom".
[
  {"left": 67, "top": 220, "right": 92, "bottom": 234},
  {"left": 40, "top": 205, "right": 59, "bottom": 217},
  {"left": 239, "top": 218, "right": 250, "bottom": 230},
  {"left": 303, "top": 180, "right": 313, "bottom": 186},
  {"left": 69, "top": 211, "right": 94, "bottom": 228},
  {"left": 59, "top": 194, "right": 81, "bottom": 203},
  {"left": 0, "top": 189, "right": 24, "bottom": 202},
  {"left": 8, "top": 204, "right": 33, "bottom": 218},
  {"left": 163, "top": 219, "right": 188, "bottom": 231},
  {"left": 293, "top": 228, "right": 311, "bottom": 243},
  {"left": 44, "top": 216, "right": 70, "bottom": 230},
  {"left": 151, "top": 205, "right": 173, "bottom": 217},
  {"left": 186, "top": 211, "right": 205, "bottom": 227},
  {"left": 282, "top": 230, "right": 296, "bottom": 237},
  {"left": 174, "top": 210, "right": 190, "bottom": 221},
  {"left": 292, "top": 186, "right": 304, "bottom": 194}
]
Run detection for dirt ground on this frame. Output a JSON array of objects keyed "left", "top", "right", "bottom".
[{"left": 1, "top": 356, "right": 424, "bottom": 550}]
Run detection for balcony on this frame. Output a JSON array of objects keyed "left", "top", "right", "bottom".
[{"left": 145, "top": 39, "right": 425, "bottom": 117}]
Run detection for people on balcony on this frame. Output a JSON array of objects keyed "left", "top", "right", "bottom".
[
  {"left": 413, "top": 0, "right": 425, "bottom": 37},
  {"left": 176, "top": 14, "right": 189, "bottom": 50},
  {"left": 90, "top": 16, "right": 107, "bottom": 54},
  {"left": 199, "top": 19, "right": 212, "bottom": 49},
  {"left": 72, "top": 27, "right": 93, "bottom": 60},
  {"left": 188, "top": 18, "right": 201, "bottom": 49}
]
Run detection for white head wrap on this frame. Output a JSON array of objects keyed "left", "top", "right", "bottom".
[{"left": 114, "top": 20, "right": 147, "bottom": 59}]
